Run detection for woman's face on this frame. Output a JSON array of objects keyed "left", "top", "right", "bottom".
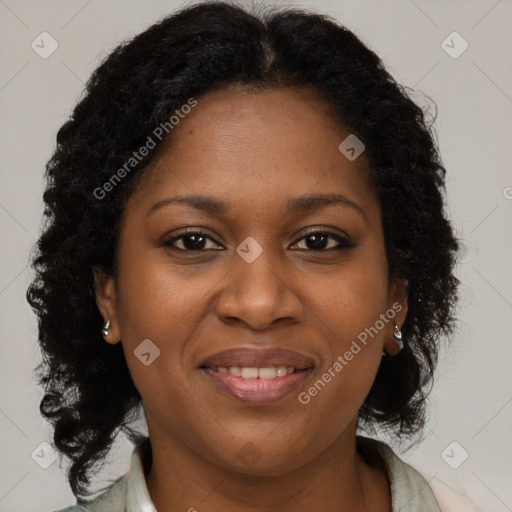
[{"left": 96, "top": 85, "right": 407, "bottom": 474}]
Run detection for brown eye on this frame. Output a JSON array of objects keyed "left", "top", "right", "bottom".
[
  {"left": 163, "top": 231, "right": 223, "bottom": 251},
  {"left": 292, "top": 231, "right": 355, "bottom": 251}
]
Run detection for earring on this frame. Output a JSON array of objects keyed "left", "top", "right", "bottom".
[
  {"left": 102, "top": 320, "right": 110, "bottom": 337},
  {"left": 393, "top": 325, "right": 404, "bottom": 351},
  {"left": 383, "top": 325, "right": 404, "bottom": 356}
]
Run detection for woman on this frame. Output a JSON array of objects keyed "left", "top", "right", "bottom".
[{"left": 27, "top": 2, "right": 459, "bottom": 511}]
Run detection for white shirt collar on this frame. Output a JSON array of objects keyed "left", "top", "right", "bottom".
[{"left": 125, "top": 437, "right": 156, "bottom": 512}]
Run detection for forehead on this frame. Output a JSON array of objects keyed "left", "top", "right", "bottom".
[{"left": 125, "top": 85, "right": 378, "bottom": 221}]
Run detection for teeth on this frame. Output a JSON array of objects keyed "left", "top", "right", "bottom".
[
  {"left": 259, "top": 367, "right": 277, "bottom": 379},
  {"left": 241, "top": 367, "right": 259, "bottom": 378},
  {"left": 215, "top": 366, "right": 296, "bottom": 379},
  {"left": 228, "top": 366, "right": 241, "bottom": 376}
]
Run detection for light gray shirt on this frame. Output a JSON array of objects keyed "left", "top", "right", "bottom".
[{"left": 53, "top": 436, "right": 441, "bottom": 512}]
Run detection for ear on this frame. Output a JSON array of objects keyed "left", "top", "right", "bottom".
[
  {"left": 383, "top": 277, "right": 408, "bottom": 356},
  {"left": 93, "top": 266, "right": 121, "bottom": 345}
]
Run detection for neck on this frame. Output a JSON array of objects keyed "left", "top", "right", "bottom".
[{"left": 144, "top": 421, "right": 391, "bottom": 512}]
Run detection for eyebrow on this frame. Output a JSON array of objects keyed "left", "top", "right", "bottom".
[{"left": 147, "top": 193, "right": 366, "bottom": 218}]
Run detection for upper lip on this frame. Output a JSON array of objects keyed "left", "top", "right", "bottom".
[{"left": 200, "top": 347, "right": 315, "bottom": 370}]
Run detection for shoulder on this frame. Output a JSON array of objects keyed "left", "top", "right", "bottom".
[
  {"left": 50, "top": 474, "right": 128, "bottom": 512},
  {"left": 51, "top": 435, "right": 152, "bottom": 512},
  {"left": 357, "top": 436, "right": 442, "bottom": 512},
  {"left": 380, "top": 443, "right": 441, "bottom": 511}
]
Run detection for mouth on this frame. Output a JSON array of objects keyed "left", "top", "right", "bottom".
[
  {"left": 204, "top": 365, "right": 300, "bottom": 377},
  {"left": 199, "top": 347, "right": 315, "bottom": 404},
  {"left": 199, "top": 367, "right": 314, "bottom": 404}
]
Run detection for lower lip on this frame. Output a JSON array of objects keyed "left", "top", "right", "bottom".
[{"left": 200, "top": 368, "right": 313, "bottom": 404}]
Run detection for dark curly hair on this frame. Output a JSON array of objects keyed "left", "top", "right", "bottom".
[{"left": 27, "top": 0, "right": 459, "bottom": 499}]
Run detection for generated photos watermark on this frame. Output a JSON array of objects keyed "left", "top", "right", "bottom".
[
  {"left": 93, "top": 97, "right": 198, "bottom": 200},
  {"left": 298, "top": 302, "right": 403, "bottom": 405}
]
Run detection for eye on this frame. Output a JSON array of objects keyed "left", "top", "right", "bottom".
[
  {"left": 162, "top": 229, "right": 354, "bottom": 252},
  {"left": 291, "top": 230, "right": 354, "bottom": 251},
  {"left": 162, "top": 231, "right": 223, "bottom": 251}
]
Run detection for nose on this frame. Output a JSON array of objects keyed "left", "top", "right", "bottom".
[{"left": 216, "top": 250, "right": 304, "bottom": 330}]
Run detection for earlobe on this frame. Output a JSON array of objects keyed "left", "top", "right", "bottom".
[
  {"left": 383, "top": 324, "right": 404, "bottom": 357},
  {"left": 93, "top": 266, "right": 121, "bottom": 344},
  {"left": 383, "top": 278, "right": 408, "bottom": 356}
]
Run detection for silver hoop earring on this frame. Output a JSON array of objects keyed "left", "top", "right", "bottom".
[
  {"left": 102, "top": 320, "right": 110, "bottom": 337},
  {"left": 393, "top": 325, "right": 404, "bottom": 350}
]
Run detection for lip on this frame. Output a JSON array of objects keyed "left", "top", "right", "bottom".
[
  {"left": 200, "top": 367, "right": 314, "bottom": 404},
  {"left": 199, "top": 347, "right": 315, "bottom": 404},
  {"left": 200, "top": 347, "right": 315, "bottom": 370}
]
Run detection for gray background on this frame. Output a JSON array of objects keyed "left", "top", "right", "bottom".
[{"left": 1, "top": 1, "right": 511, "bottom": 511}]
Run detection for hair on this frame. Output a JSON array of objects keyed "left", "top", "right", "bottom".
[{"left": 27, "top": 0, "right": 459, "bottom": 498}]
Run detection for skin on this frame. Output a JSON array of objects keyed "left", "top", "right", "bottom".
[{"left": 95, "top": 85, "right": 407, "bottom": 512}]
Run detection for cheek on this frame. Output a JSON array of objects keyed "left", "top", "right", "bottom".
[
  {"left": 112, "top": 248, "right": 199, "bottom": 385},
  {"left": 116, "top": 255, "right": 205, "bottom": 340},
  {"left": 113, "top": 260, "right": 206, "bottom": 424},
  {"left": 315, "top": 248, "right": 390, "bottom": 343},
  {"left": 304, "top": 251, "right": 389, "bottom": 400}
]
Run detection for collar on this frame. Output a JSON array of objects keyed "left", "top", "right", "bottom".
[{"left": 125, "top": 437, "right": 156, "bottom": 512}]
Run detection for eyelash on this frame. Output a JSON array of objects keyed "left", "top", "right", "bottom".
[{"left": 162, "top": 229, "right": 355, "bottom": 252}]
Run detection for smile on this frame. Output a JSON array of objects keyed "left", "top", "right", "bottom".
[{"left": 200, "top": 366, "right": 313, "bottom": 404}]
